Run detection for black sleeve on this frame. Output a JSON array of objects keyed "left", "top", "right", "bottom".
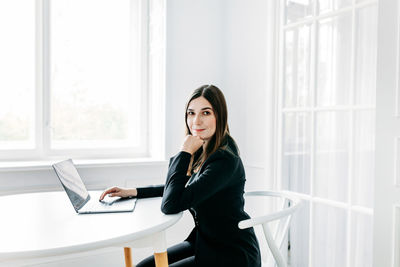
[
  {"left": 161, "top": 150, "right": 237, "bottom": 214},
  {"left": 135, "top": 155, "right": 178, "bottom": 199},
  {"left": 136, "top": 185, "right": 164, "bottom": 198}
]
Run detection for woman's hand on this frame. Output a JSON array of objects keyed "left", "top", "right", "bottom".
[
  {"left": 181, "top": 135, "right": 204, "bottom": 155},
  {"left": 99, "top": 186, "right": 137, "bottom": 201}
]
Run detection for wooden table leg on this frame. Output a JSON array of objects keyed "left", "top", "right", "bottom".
[
  {"left": 124, "top": 247, "right": 133, "bottom": 267},
  {"left": 154, "top": 251, "right": 168, "bottom": 267}
]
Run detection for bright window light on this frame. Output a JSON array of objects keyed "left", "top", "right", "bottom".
[
  {"left": 0, "top": 0, "right": 35, "bottom": 150},
  {"left": 50, "top": 0, "right": 141, "bottom": 149}
]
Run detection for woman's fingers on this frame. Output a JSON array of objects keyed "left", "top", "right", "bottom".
[
  {"left": 181, "top": 135, "right": 204, "bottom": 154},
  {"left": 99, "top": 187, "right": 120, "bottom": 200},
  {"left": 99, "top": 191, "right": 107, "bottom": 200},
  {"left": 109, "top": 191, "right": 122, "bottom": 197}
]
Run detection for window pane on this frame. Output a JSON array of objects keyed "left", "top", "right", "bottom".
[
  {"left": 284, "top": 25, "right": 312, "bottom": 108},
  {"left": 315, "top": 111, "right": 349, "bottom": 202},
  {"left": 318, "top": 0, "right": 352, "bottom": 14},
  {"left": 285, "top": 0, "right": 314, "bottom": 24},
  {"left": 350, "top": 212, "right": 373, "bottom": 267},
  {"left": 353, "top": 110, "right": 375, "bottom": 208},
  {"left": 312, "top": 203, "right": 347, "bottom": 267},
  {"left": 282, "top": 113, "right": 311, "bottom": 194},
  {"left": 50, "top": 0, "right": 141, "bottom": 149},
  {"left": 316, "top": 14, "right": 352, "bottom": 107},
  {"left": 354, "top": 6, "right": 378, "bottom": 106},
  {"left": 289, "top": 201, "right": 310, "bottom": 267},
  {"left": 0, "top": 1, "right": 35, "bottom": 149}
]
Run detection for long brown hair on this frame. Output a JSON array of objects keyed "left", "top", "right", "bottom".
[{"left": 185, "top": 85, "right": 237, "bottom": 174}]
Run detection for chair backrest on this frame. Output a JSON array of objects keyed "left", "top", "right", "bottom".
[{"left": 239, "top": 191, "right": 303, "bottom": 267}]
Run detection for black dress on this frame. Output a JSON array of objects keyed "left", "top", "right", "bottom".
[{"left": 136, "top": 138, "right": 261, "bottom": 267}]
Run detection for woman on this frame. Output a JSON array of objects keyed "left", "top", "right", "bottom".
[{"left": 100, "top": 85, "right": 261, "bottom": 267}]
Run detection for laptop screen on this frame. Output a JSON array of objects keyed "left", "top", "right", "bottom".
[{"left": 52, "top": 159, "right": 90, "bottom": 211}]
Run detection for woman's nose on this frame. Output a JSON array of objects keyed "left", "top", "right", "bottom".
[{"left": 193, "top": 114, "right": 201, "bottom": 124}]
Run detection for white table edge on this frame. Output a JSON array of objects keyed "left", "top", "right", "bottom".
[{"left": 0, "top": 212, "right": 182, "bottom": 262}]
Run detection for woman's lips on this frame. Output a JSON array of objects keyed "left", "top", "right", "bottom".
[{"left": 193, "top": 129, "right": 205, "bottom": 132}]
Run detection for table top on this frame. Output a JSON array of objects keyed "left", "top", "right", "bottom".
[{"left": 0, "top": 191, "right": 182, "bottom": 261}]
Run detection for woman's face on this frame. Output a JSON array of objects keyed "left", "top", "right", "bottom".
[{"left": 186, "top": 96, "right": 216, "bottom": 141}]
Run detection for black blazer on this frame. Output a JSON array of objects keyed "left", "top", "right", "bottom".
[{"left": 136, "top": 138, "right": 261, "bottom": 267}]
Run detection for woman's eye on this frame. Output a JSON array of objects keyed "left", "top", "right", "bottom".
[
  {"left": 187, "top": 111, "right": 194, "bottom": 115},
  {"left": 203, "top": 111, "right": 210, "bottom": 115}
]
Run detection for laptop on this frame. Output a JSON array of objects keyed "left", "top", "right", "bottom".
[{"left": 52, "top": 159, "right": 137, "bottom": 214}]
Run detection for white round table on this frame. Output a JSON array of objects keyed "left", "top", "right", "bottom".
[{"left": 0, "top": 191, "right": 182, "bottom": 267}]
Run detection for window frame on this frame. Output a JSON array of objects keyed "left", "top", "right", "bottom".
[{"left": 276, "top": 0, "right": 377, "bottom": 266}]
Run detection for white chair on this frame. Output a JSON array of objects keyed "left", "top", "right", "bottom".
[{"left": 239, "top": 191, "right": 303, "bottom": 267}]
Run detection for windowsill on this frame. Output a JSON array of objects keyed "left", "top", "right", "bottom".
[{"left": 0, "top": 157, "right": 168, "bottom": 172}]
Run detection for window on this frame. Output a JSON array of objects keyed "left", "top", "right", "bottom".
[
  {"left": 0, "top": 0, "right": 35, "bottom": 151},
  {"left": 278, "top": 0, "right": 377, "bottom": 266},
  {"left": 0, "top": 0, "right": 165, "bottom": 161}
]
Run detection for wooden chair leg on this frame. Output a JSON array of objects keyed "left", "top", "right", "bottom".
[
  {"left": 154, "top": 251, "right": 168, "bottom": 267},
  {"left": 124, "top": 247, "right": 133, "bottom": 267}
]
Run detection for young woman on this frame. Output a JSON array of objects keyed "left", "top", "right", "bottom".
[{"left": 99, "top": 85, "right": 261, "bottom": 267}]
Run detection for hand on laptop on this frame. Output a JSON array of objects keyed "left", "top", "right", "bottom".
[{"left": 99, "top": 186, "right": 137, "bottom": 201}]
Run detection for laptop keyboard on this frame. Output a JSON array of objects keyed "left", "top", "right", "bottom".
[
  {"left": 84, "top": 201, "right": 114, "bottom": 210},
  {"left": 78, "top": 197, "right": 136, "bottom": 213}
]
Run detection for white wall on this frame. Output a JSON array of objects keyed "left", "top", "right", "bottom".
[
  {"left": 165, "top": 0, "right": 273, "bottom": 189},
  {"left": 0, "top": 0, "right": 274, "bottom": 266},
  {"left": 165, "top": 0, "right": 224, "bottom": 156},
  {"left": 221, "top": 0, "right": 273, "bottom": 190}
]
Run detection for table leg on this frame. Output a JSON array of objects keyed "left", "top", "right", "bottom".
[
  {"left": 154, "top": 251, "right": 168, "bottom": 267},
  {"left": 124, "top": 247, "right": 133, "bottom": 267}
]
